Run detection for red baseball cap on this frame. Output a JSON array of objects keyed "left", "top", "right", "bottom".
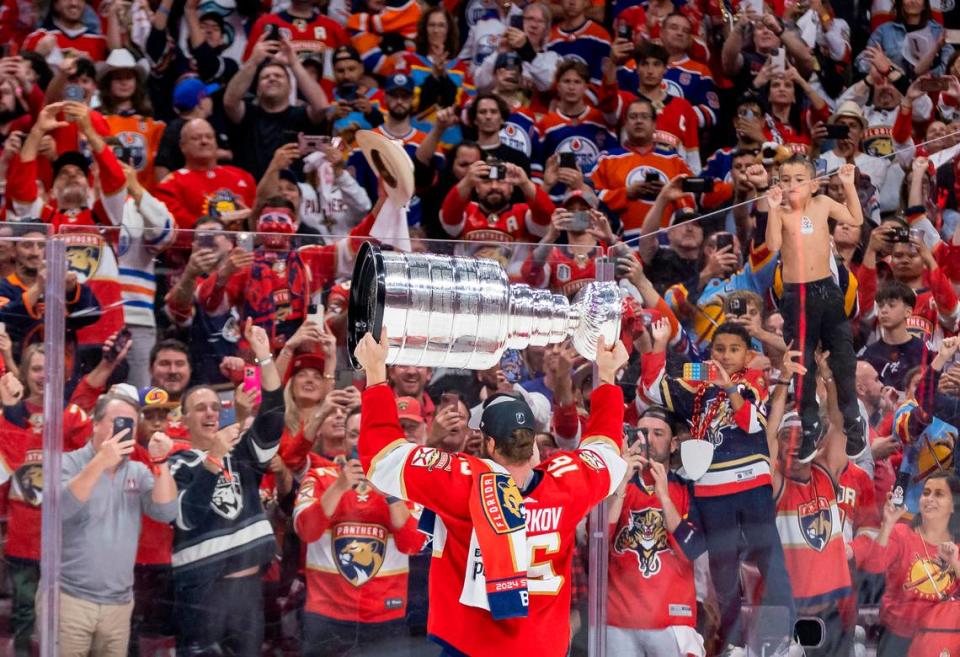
[
  {"left": 284, "top": 353, "right": 326, "bottom": 384},
  {"left": 396, "top": 396, "right": 424, "bottom": 423}
]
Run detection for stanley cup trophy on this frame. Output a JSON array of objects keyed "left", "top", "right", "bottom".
[
  {"left": 346, "top": 128, "right": 622, "bottom": 370},
  {"left": 348, "top": 241, "right": 622, "bottom": 369}
]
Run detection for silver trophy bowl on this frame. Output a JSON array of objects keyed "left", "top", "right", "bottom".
[{"left": 348, "top": 242, "right": 621, "bottom": 369}]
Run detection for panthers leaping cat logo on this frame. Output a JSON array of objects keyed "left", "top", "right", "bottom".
[
  {"left": 334, "top": 523, "right": 388, "bottom": 587},
  {"left": 613, "top": 508, "right": 669, "bottom": 578}
]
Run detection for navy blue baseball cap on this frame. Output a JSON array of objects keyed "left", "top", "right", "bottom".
[
  {"left": 478, "top": 393, "right": 536, "bottom": 445},
  {"left": 384, "top": 73, "right": 414, "bottom": 95}
]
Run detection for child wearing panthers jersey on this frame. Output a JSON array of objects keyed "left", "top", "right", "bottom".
[
  {"left": 355, "top": 330, "right": 628, "bottom": 657},
  {"left": 641, "top": 320, "right": 795, "bottom": 654}
]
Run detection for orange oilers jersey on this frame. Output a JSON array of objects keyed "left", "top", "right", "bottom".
[
  {"left": 775, "top": 464, "right": 852, "bottom": 608},
  {"left": 293, "top": 462, "right": 425, "bottom": 623},
  {"left": 104, "top": 114, "right": 166, "bottom": 192},
  {"left": 590, "top": 146, "right": 693, "bottom": 237},
  {"left": 348, "top": 0, "right": 422, "bottom": 74},
  {"left": 358, "top": 382, "right": 627, "bottom": 657}
]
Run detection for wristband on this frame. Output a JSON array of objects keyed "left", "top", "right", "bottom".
[
  {"left": 205, "top": 454, "right": 232, "bottom": 480},
  {"left": 258, "top": 355, "right": 273, "bottom": 366},
  {"left": 776, "top": 379, "right": 791, "bottom": 386},
  {"left": 725, "top": 385, "right": 740, "bottom": 396},
  {"left": 385, "top": 495, "right": 401, "bottom": 504},
  {"left": 756, "top": 186, "right": 770, "bottom": 193},
  {"left": 157, "top": 5, "right": 170, "bottom": 15},
  {"left": 322, "top": 374, "right": 335, "bottom": 380}
]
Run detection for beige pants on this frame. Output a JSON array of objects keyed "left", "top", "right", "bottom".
[{"left": 58, "top": 591, "right": 134, "bottom": 657}]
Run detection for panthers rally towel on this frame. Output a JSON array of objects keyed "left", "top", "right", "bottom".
[{"left": 461, "top": 459, "right": 529, "bottom": 619}]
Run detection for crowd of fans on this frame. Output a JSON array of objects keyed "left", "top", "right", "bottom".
[{"left": 0, "top": 0, "right": 957, "bottom": 655}]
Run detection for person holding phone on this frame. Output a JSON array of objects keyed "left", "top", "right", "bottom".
[
  {"left": 591, "top": 97, "right": 694, "bottom": 242},
  {"left": 606, "top": 406, "right": 707, "bottom": 657},
  {"left": 168, "top": 320, "right": 284, "bottom": 656},
  {"left": 642, "top": 319, "right": 796, "bottom": 655},
  {"left": 59, "top": 390, "right": 177, "bottom": 657},
  {"left": 294, "top": 401, "right": 425, "bottom": 657},
  {"left": 852, "top": 473, "right": 960, "bottom": 657},
  {"left": 521, "top": 190, "right": 616, "bottom": 298}
]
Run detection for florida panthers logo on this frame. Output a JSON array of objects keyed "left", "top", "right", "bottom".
[
  {"left": 480, "top": 472, "right": 526, "bottom": 534},
  {"left": 334, "top": 523, "right": 387, "bottom": 586},
  {"left": 14, "top": 463, "right": 43, "bottom": 507},
  {"left": 614, "top": 508, "right": 669, "bottom": 578},
  {"left": 210, "top": 469, "right": 243, "bottom": 520},
  {"left": 797, "top": 497, "right": 833, "bottom": 552}
]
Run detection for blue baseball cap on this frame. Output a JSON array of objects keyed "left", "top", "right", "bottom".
[
  {"left": 384, "top": 73, "right": 414, "bottom": 95},
  {"left": 173, "top": 78, "right": 220, "bottom": 112}
]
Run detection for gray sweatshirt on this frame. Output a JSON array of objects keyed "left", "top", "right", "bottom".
[{"left": 60, "top": 443, "right": 177, "bottom": 605}]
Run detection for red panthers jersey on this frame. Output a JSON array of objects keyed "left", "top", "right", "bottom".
[
  {"left": 652, "top": 94, "right": 701, "bottom": 174},
  {"left": 607, "top": 475, "right": 700, "bottom": 630},
  {"left": 775, "top": 465, "right": 852, "bottom": 609},
  {"left": 154, "top": 165, "right": 256, "bottom": 231},
  {"left": 440, "top": 186, "right": 554, "bottom": 243},
  {"left": 244, "top": 10, "right": 348, "bottom": 59},
  {"left": 521, "top": 246, "right": 596, "bottom": 298},
  {"left": 294, "top": 462, "right": 425, "bottom": 623},
  {"left": 358, "top": 382, "right": 627, "bottom": 657}
]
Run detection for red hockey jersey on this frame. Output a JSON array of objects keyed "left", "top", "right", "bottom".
[
  {"left": 244, "top": 10, "right": 348, "bottom": 60},
  {"left": 440, "top": 186, "right": 554, "bottom": 243},
  {"left": 1, "top": 404, "right": 90, "bottom": 562},
  {"left": 293, "top": 462, "right": 425, "bottom": 622},
  {"left": 854, "top": 523, "right": 960, "bottom": 637},
  {"left": 358, "top": 382, "right": 627, "bottom": 657},
  {"left": 607, "top": 476, "right": 700, "bottom": 630},
  {"left": 154, "top": 165, "right": 256, "bottom": 231},
  {"left": 775, "top": 464, "right": 852, "bottom": 609},
  {"left": 521, "top": 245, "right": 597, "bottom": 298}
]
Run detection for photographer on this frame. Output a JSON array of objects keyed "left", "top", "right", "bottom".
[
  {"left": 522, "top": 191, "right": 616, "bottom": 298},
  {"left": 328, "top": 45, "right": 384, "bottom": 139},
  {"left": 59, "top": 392, "right": 177, "bottom": 657},
  {"left": 440, "top": 158, "right": 554, "bottom": 243},
  {"left": 606, "top": 406, "right": 707, "bottom": 657}
]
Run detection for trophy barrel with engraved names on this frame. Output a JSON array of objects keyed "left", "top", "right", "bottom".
[{"left": 348, "top": 242, "right": 621, "bottom": 369}]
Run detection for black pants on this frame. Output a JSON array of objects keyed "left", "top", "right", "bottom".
[
  {"left": 174, "top": 573, "right": 263, "bottom": 657},
  {"left": 695, "top": 486, "right": 796, "bottom": 648},
  {"left": 781, "top": 278, "right": 861, "bottom": 441},
  {"left": 130, "top": 564, "right": 176, "bottom": 656},
  {"left": 301, "top": 613, "right": 406, "bottom": 657},
  {"left": 7, "top": 557, "right": 39, "bottom": 657}
]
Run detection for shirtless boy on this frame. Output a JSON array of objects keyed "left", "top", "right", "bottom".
[{"left": 766, "top": 155, "right": 866, "bottom": 462}]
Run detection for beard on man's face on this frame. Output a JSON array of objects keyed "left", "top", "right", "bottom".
[{"left": 481, "top": 189, "right": 508, "bottom": 212}]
